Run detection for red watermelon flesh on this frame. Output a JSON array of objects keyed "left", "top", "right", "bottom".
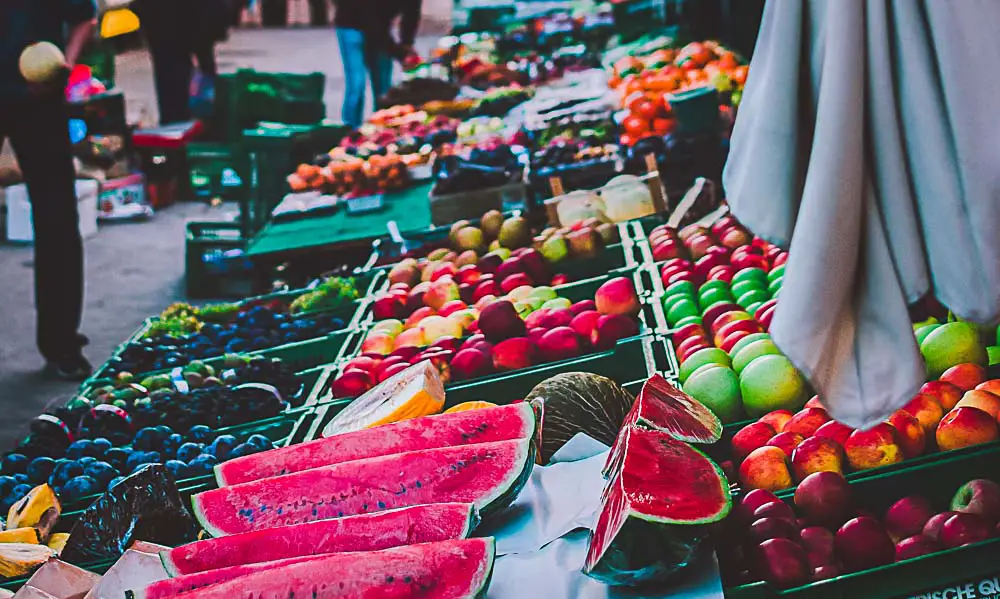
[
  {"left": 215, "top": 402, "right": 536, "bottom": 487},
  {"left": 136, "top": 554, "right": 319, "bottom": 599},
  {"left": 603, "top": 374, "right": 722, "bottom": 477},
  {"left": 162, "top": 503, "right": 479, "bottom": 576},
  {"left": 167, "top": 538, "right": 495, "bottom": 599},
  {"left": 584, "top": 426, "right": 731, "bottom": 587},
  {"left": 193, "top": 439, "right": 534, "bottom": 537}
]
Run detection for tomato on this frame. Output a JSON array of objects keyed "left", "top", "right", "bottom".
[
  {"left": 732, "top": 65, "right": 749, "bottom": 85},
  {"left": 625, "top": 91, "right": 650, "bottom": 114},
  {"left": 634, "top": 99, "right": 660, "bottom": 120},
  {"left": 717, "top": 52, "right": 739, "bottom": 70},
  {"left": 623, "top": 76, "right": 644, "bottom": 97},
  {"left": 652, "top": 118, "right": 676, "bottom": 135},
  {"left": 623, "top": 115, "right": 650, "bottom": 137}
]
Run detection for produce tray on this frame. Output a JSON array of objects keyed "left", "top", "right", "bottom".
[
  {"left": 723, "top": 446, "right": 1000, "bottom": 598},
  {"left": 304, "top": 334, "right": 658, "bottom": 441}
]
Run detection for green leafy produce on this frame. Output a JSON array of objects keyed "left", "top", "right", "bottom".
[{"left": 289, "top": 277, "right": 359, "bottom": 314}]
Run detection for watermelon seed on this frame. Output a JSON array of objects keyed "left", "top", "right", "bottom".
[
  {"left": 404, "top": 576, "right": 412, "bottom": 583},
  {"left": 377, "top": 501, "right": 386, "bottom": 509},
  {"left": 277, "top": 507, "right": 283, "bottom": 515},
  {"left": 386, "top": 576, "right": 394, "bottom": 583},
  {"left": 415, "top": 481, "right": 422, "bottom": 488}
]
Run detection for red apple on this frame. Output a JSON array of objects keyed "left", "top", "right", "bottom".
[
  {"left": 835, "top": 517, "right": 895, "bottom": 573},
  {"left": 939, "top": 513, "right": 991, "bottom": 548},
  {"left": 884, "top": 496, "right": 935, "bottom": 541},
  {"left": 922, "top": 512, "right": 957, "bottom": 543},
  {"left": 951, "top": 479, "right": 1000, "bottom": 526},
  {"left": 895, "top": 535, "right": 940, "bottom": 561},
  {"left": 795, "top": 471, "right": 853, "bottom": 527},
  {"left": 755, "top": 538, "right": 811, "bottom": 588}
]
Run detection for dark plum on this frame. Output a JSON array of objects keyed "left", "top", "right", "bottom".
[
  {"left": 83, "top": 461, "right": 118, "bottom": 486},
  {"left": 26, "top": 457, "right": 56, "bottom": 485},
  {"left": 2, "top": 453, "right": 29, "bottom": 475},
  {"left": 62, "top": 476, "right": 100, "bottom": 500}
]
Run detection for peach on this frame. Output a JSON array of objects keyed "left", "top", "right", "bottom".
[
  {"left": 844, "top": 424, "right": 903, "bottom": 471},
  {"left": 791, "top": 436, "right": 845, "bottom": 480},
  {"left": 472, "top": 280, "right": 501, "bottom": 303},
  {"left": 446, "top": 309, "right": 478, "bottom": 333},
  {"left": 901, "top": 392, "right": 945, "bottom": 436},
  {"left": 758, "top": 410, "right": 794, "bottom": 433},
  {"left": 707, "top": 309, "right": 752, "bottom": 334},
  {"left": 388, "top": 260, "right": 420, "bottom": 286},
  {"left": 731, "top": 422, "right": 776, "bottom": 463},
  {"left": 804, "top": 395, "right": 826, "bottom": 410},
  {"left": 719, "top": 329, "right": 754, "bottom": 354},
  {"left": 429, "top": 261, "right": 458, "bottom": 282},
  {"left": 418, "top": 315, "right": 464, "bottom": 344},
  {"left": 956, "top": 390, "right": 1000, "bottom": 420},
  {"left": 814, "top": 420, "right": 855, "bottom": 447},
  {"left": 569, "top": 299, "right": 597, "bottom": 315},
  {"left": 373, "top": 294, "right": 404, "bottom": 320},
  {"left": 673, "top": 322, "right": 709, "bottom": 346},
  {"left": 920, "top": 380, "right": 963, "bottom": 411},
  {"left": 713, "top": 318, "right": 763, "bottom": 348},
  {"left": 887, "top": 411, "right": 926, "bottom": 459},
  {"left": 361, "top": 333, "right": 395, "bottom": 355},
  {"left": 676, "top": 336, "right": 712, "bottom": 363},
  {"left": 783, "top": 408, "right": 831, "bottom": 437},
  {"left": 450, "top": 348, "right": 491, "bottom": 381},
  {"left": 738, "top": 446, "right": 794, "bottom": 492},
  {"left": 594, "top": 277, "right": 641, "bottom": 317},
  {"left": 569, "top": 310, "right": 601, "bottom": 340},
  {"left": 405, "top": 306, "right": 437, "bottom": 328},
  {"left": 975, "top": 379, "right": 1000, "bottom": 395},
  {"left": 591, "top": 314, "right": 640, "bottom": 351},
  {"left": 393, "top": 327, "right": 426, "bottom": 350},
  {"left": 371, "top": 318, "right": 404, "bottom": 337},
  {"left": 537, "top": 327, "right": 584, "bottom": 362},
  {"left": 940, "top": 363, "right": 987, "bottom": 392},
  {"left": 477, "top": 300, "right": 527, "bottom": 342},
  {"left": 331, "top": 370, "right": 373, "bottom": 398},
  {"left": 766, "top": 432, "right": 805, "bottom": 459},
  {"left": 375, "top": 356, "right": 408, "bottom": 382},
  {"left": 492, "top": 337, "right": 535, "bottom": 371},
  {"left": 437, "top": 300, "right": 468, "bottom": 318},
  {"left": 936, "top": 407, "right": 1000, "bottom": 452}
]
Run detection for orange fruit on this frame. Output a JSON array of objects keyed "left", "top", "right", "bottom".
[{"left": 444, "top": 401, "right": 497, "bottom": 413}]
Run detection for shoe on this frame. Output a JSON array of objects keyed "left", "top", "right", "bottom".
[{"left": 43, "top": 353, "right": 93, "bottom": 382}]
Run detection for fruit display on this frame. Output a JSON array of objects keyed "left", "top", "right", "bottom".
[
  {"left": 471, "top": 85, "right": 534, "bottom": 117},
  {"left": 722, "top": 472, "right": 1000, "bottom": 589},
  {"left": 287, "top": 153, "right": 410, "bottom": 195},
  {"left": 337, "top": 109, "right": 460, "bottom": 157},
  {"left": 732, "top": 364, "right": 1000, "bottom": 493},
  {"left": 102, "top": 280, "right": 357, "bottom": 379},
  {"left": 431, "top": 143, "right": 524, "bottom": 196},
  {"left": 333, "top": 275, "right": 643, "bottom": 398},
  {"left": 376, "top": 77, "right": 461, "bottom": 110}
]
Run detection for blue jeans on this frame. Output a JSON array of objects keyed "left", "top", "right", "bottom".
[{"left": 336, "top": 28, "right": 393, "bottom": 127}]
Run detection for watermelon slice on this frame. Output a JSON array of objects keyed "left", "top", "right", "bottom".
[
  {"left": 192, "top": 439, "right": 534, "bottom": 536},
  {"left": 604, "top": 374, "right": 722, "bottom": 477},
  {"left": 136, "top": 554, "right": 319, "bottom": 599},
  {"left": 161, "top": 503, "right": 479, "bottom": 575},
  {"left": 584, "top": 426, "right": 731, "bottom": 587},
  {"left": 163, "top": 538, "right": 495, "bottom": 599},
  {"left": 215, "top": 402, "right": 536, "bottom": 487}
]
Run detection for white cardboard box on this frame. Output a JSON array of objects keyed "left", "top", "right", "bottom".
[{"left": 5, "top": 179, "right": 99, "bottom": 242}]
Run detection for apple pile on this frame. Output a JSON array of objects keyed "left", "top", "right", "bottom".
[
  {"left": 732, "top": 364, "right": 1000, "bottom": 493},
  {"left": 724, "top": 472, "right": 1000, "bottom": 588},
  {"left": 330, "top": 276, "right": 643, "bottom": 398}
]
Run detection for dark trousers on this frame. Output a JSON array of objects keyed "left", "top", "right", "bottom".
[
  {"left": 147, "top": 36, "right": 194, "bottom": 124},
  {"left": 0, "top": 96, "right": 84, "bottom": 361}
]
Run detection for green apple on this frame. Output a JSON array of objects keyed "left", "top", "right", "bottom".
[
  {"left": 541, "top": 297, "right": 572, "bottom": 311},
  {"left": 920, "top": 322, "right": 988, "bottom": 378},
  {"left": 731, "top": 267, "right": 767, "bottom": 287},
  {"left": 737, "top": 289, "right": 769, "bottom": 309},
  {"left": 699, "top": 287, "right": 733, "bottom": 311},
  {"left": 665, "top": 280, "right": 696, "bottom": 298},
  {"left": 767, "top": 277, "right": 783, "bottom": 296},
  {"left": 667, "top": 298, "right": 700, "bottom": 327},
  {"left": 674, "top": 315, "right": 703, "bottom": 329},
  {"left": 528, "top": 286, "right": 557, "bottom": 302},
  {"left": 679, "top": 347, "right": 731, "bottom": 383},
  {"left": 739, "top": 354, "right": 807, "bottom": 417},
  {"left": 767, "top": 264, "right": 785, "bottom": 283},
  {"left": 745, "top": 301, "right": 764, "bottom": 317},
  {"left": 914, "top": 323, "right": 940, "bottom": 346},
  {"left": 682, "top": 365, "right": 743, "bottom": 423},
  {"left": 729, "top": 332, "right": 771, "bottom": 357},
  {"left": 698, "top": 279, "right": 731, "bottom": 298},
  {"left": 663, "top": 292, "right": 696, "bottom": 315},
  {"left": 989, "top": 346, "right": 1000, "bottom": 366},
  {"left": 732, "top": 338, "right": 781, "bottom": 374}
]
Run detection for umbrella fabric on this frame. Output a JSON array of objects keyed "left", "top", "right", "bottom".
[{"left": 723, "top": 0, "right": 1000, "bottom": 428}]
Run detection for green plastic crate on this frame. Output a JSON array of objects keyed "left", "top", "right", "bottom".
[
  {"left": 216, "top": 70, "right": 327, "bottom": 142},
  {"left": 723, "top": 446, "right": 1000, "bottom": 598},
  {"left": 186, "top": 142, "right": 250, "bottom": 202},
  {"left": 185, "top": 221, "right": 252, "bottom": 299}
]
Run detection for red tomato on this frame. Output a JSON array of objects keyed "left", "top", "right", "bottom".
[
  {"left": 634, "top": 99, "right": 660, "bottom": 120},
  {"left": 623, "top": 115, "right": 650, "bottom": 137},
  {"left": 652, "top": 118, "right": 676, "bottom": 135}
]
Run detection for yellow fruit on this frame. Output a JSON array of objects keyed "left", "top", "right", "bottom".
[
  {"left": 444, "top": 401, "right": 497, "bottom": 413},
  {"left": 0, "top": 528, "right": 40, "bottom": 544},
  {"left": 46, "top": 533, "right": 70, "bottom": 554},
  {"left": 322, "top": 361, "right": 445, "bottom": 435},
  {"left": 7, "top": 484, "right": 61, "bottom": 540},
  {"left": 18, "top": 42, "right": 66, "bottom": 83},
  {"left": 0, "top": 543, "right": 56, "bottom": 578}
]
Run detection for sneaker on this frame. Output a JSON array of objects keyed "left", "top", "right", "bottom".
[{"left": 43, "top": 353, "right": 93, "bottom": 381}]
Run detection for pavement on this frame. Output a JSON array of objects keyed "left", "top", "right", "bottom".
[{"left": 0, "top": 22, "right": 448, "bottom": 449}]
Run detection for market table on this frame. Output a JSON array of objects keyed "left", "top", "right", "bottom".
[{"left": 245, "top": 182, "right": 435, "bottom": 260}]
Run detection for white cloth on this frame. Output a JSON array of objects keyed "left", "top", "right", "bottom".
[{"left": 723, "top": 0, "right": 1000, "bottom": 428}]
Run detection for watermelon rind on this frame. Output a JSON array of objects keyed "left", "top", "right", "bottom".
[
  {"left": 161, "top": 503, "right": 480, "bottom": 576},
  {"left": 135, "top": 554, "right": 319, "bottom": 599},
  {"left": 192, "top": 439, "right": 534, "bottom": 537},
  {"left": 168, "top": 538, "right": 496, "bottom": 599},
  {"left": 214, "top": 402, "right": 537, "bottom": 487},
  {"left": 584, "top": 427, "right": 731, "bottom": 587}
]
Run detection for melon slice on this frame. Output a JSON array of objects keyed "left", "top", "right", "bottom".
[
  {"left": 0, "top": 528, "right": 40, "bottom": 544},
  {"left": 216, "top": 402, "right": 536, "bottom": 486},
  {"left": 584, "top": 426, "right": 731, "bottom": 587},
  {"left": 7, "top": 485, "right": 60, "bottom": 540},
  {"left": 604, "top": 374, "right": 722, "bottom": 477},
  {"left": 137, "top": 554, "right": 319, "bottom": 599},
  {"left": 323, "top": 360, "right": 445, "bottom": 436},
  {"left": 82, "top": 549, "right": 168, "bottom": 599},
  {"left": 0, "top": 544, "right": 57, "bottom": 578},
  {"left": 193, "top": 439, "right": 533, "bottom": 537},
  {"left": 162, "top": 503, "right": 479, "bottom": 575},
  {"left": 164, "top": 538, "right": 495, "bottom": 599},
  {"left": 20, "top": 559, "right": 99, "bottom": 599}
]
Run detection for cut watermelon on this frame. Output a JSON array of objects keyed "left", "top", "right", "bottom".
[
  {"left": 193, "top": 439, "right": 534, "bottom": 537},
  {"left": 162, "top": 503, "right": 479, "bottom": 575},
  {"left": 603, "top": 374, "right": 722, "bottom": 477},
  {"left": 165, "top": 538, "right": 495, "bottom": 599},
  {"left": 323, "top": 360, "right": 445, "bottom": 435},
  {"left": 584, "top": 426, "right": 731, "bottom": 587},
  {"left": 216, "top": 402, "right": 536, "bottom": 487},
  {"left": 136, "top": 554, "right": 319, "bottom": 599}
]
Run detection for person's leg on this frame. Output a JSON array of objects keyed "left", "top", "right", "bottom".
[
  {"left": 194, "top": 42, "right": 218, "bottom": 78},
  {"left": 336, "top": 27, "right": 368, "bottom": 127},
  {"left": 362, "top": 45, "right": 393, "bottom": 109},
  {"left": 5, "top": 96, "right": 89, "bottom": 377},
  {"left": 147, "top": 34, "right": 194, "bottom": 124}
]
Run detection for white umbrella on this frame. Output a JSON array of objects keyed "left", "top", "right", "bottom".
[{"left": 723, "top": 0, "right": 1000, "bottom": 428}]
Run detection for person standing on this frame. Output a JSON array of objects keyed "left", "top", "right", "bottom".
[
  {"left": 132, "top": 0, "right": 230, "bottom": 124},
  {"left": 334, "top": 0, "right": 420, "bottom": 127},
  {"left": 0, "top": 0, "right": 97, "bottom": 379}
]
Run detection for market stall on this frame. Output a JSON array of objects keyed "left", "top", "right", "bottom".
[{"left": 1, "top": 2, "right": 999, "bottom": 598}]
